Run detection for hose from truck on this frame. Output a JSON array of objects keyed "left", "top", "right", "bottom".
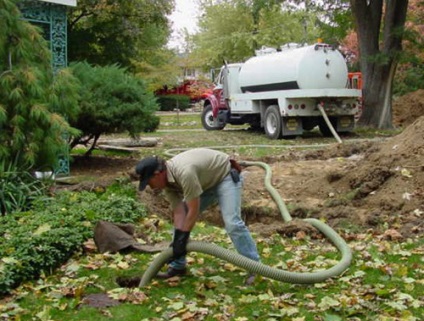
[
  {"left": 317, "top": 103, "right": 343, "bottom": 144},
  {"left": 138, "top": 152, "right": 352, "bottom": 287}
]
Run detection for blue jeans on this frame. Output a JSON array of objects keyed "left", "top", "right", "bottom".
[{"left": 170, "top": 173, "right": 260, "bottom": 270}]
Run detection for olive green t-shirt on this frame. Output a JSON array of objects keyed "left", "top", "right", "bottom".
[{"left": 164, "top": 148, "right": 231, "bottom": 209}]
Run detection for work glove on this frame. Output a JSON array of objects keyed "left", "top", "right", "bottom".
[{"left": 172, "top": 229, "right": 190, "bottom": 259}]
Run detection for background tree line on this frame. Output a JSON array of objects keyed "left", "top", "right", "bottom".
[
  {"left": 67, "top": 0, "right": 422, "bottom": 130},
  {"left": 188, "top": 0, "right": 422, "bottom": 129}
]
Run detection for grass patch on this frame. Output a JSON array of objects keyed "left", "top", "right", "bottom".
[
  {"left": 157, "top": 111, "right": 249, "bottom": 131},
  {"left": 157, "top": 111, "right": 202, "bottom": 130},
  {"left": 70, "top": 112, "right": 400, "bottom": 160},
  {"left": 4, "top": 218, "right": 423, "bottom": 320},
  {"left": 135, "top": 127, "right": 338, "bottom": 160},
  {"left": 324, "top": 189, "right": 361, "bottom": 208},
  {"left": 353, "top": 126, "right": 402, "bottom": 138}
]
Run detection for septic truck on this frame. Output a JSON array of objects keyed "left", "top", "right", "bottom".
[{"left": 201, "top": 43, "right": 362, "bottom": 139}]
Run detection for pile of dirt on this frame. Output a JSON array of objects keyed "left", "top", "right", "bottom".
[
  {"left": 393, "top": 89, "right": 424, "bottom": 128},
  {"left": 216, "top": 117, "right": 424, "bottom": 237},
  {"left": 322, "top": 116, "right": 424, "bottom": 236}
]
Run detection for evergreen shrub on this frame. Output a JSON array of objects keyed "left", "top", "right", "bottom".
[{"left": 156, "top": 94, "right": 191, "bottom": 111}]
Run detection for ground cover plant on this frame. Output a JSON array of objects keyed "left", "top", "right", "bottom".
[
  {"left": 0, "top": 183, "right": 146, "bottom": 296},
  {"left": 0, "top": 159, "right": 48, "bottom": 215}
]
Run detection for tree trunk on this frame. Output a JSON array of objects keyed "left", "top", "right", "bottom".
[
  {"left": 358, "top": 57, "right": 396, "bottom": 128},
  {"left": 350, "top": 0, "right": 409, "bottom": 129}
]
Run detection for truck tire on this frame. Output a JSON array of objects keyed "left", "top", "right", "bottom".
[
  {"left": 264, "top": 105, "right": 282, "bottom": 139},
  {"left": 201, "top": 104, "right": 225, "bottom": 130}
]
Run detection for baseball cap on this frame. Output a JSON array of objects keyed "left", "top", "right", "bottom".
[{"left": 135, "top": 156, "right": 160, "bottom": 191}]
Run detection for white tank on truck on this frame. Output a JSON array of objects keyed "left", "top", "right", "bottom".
[
  {"left": 238, "top": 43, "right": 348, "bottom": 92},
  {"left": 201, "top": 43, "right": 362, "bottom": 140}
]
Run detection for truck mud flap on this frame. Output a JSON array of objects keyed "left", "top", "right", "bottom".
[
  {"left": 336, "top": 116, "right": 355, "bottom": 132},
  {"left": 282, "top": 117, "right": 303, "bottom": 137}
]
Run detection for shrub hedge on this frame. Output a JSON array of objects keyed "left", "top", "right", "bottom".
[
  {"left": 156, "top": 94, "right": 191, "bottom": 111},
  {"left": 0, "top": 183, "right": 146, "bottom": 297}
]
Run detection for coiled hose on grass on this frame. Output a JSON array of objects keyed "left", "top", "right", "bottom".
[{"left": 139, "top": 159, "right": 352, "bottom": 287}]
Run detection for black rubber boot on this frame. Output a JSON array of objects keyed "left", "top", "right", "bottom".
[{"left": 156, "top": 267, "right": 187, "bottom": 279}]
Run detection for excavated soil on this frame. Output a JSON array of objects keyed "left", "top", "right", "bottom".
[
  {"left": 67, "top": 91, "right": 424, "bottom": 239},
  {"left": 393, "top": 89, "right": 424, "bottom": 128}
]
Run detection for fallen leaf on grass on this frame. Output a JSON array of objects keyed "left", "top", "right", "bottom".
[
  {"left": 170, "top": 301, "right": 184, "bottom": 310},
  {"left": 107, "top": 288, "right": 148, "bottom": 304},
  {"left": 83, "top": 239, "right": 98, "bottom": 252},
  {"left": 82, "top": 293, "right": 120, "bottom": 308},
  {"left": 296, "top": 231, "right": 307, "bottom": 240},
  {"left": 318, "top": 296, "right": 340, "bottom": 310},
  {"left": 33, "top": 223, "right": 51, "bottom": 236},
  {"left": 381, "top": 229, "right": 403, "bottom": 241},
  {"left": 35, "top": 305, "right": 51, "bottom": 320},
  {"left": 0, "top": 302, "right": 25, "bottom": 316},
  {"left": 64, "top": 261, "right": 80, "bottom": 276},
  {"left": 166, "top": 275, "right": 183, "bottom": 287}
]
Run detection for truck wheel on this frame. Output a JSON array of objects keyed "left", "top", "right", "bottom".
[
  {"left": 201, "top": 104, "right": 225, "bottom": 130},
  {"left": 264, "top": 105, "right": 282, "bottom": 139}
]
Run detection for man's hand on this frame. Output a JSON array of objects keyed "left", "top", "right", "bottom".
[{"left": 172, "top": 229, "right": 190, "bottom": 259}]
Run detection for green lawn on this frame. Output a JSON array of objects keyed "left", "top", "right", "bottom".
[{"left": 6, "top": 218, "right": 424, "bottom": 320}]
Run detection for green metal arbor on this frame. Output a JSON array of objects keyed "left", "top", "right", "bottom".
[{"left": 19, "top": 0, "right": 76, "bottom": 175}]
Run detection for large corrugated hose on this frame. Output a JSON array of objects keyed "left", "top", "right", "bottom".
[
  {"left": 139, "top": 158, "right": 352, "bottom": 287},
  {"left": 317, "top": 102, "right": 343, "bottom": 144}
]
